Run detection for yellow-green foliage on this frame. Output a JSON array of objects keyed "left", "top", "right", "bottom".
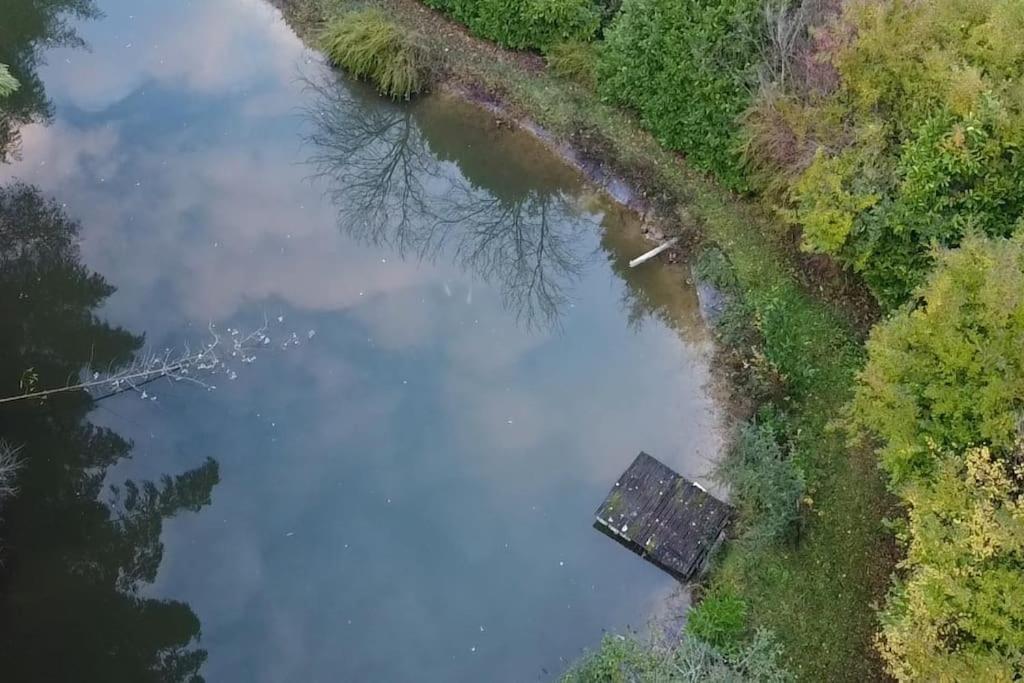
[
  {"left": 787, "top": 148, "right": 878, "bottom": 254},
  {"left": 852, "top": 234, "right": 1024, "bottom": 678},
  {"left": 852, "top": 233, "right": 1024, "bottom": 485},
  {"left": 321, "top": 9, "right": 431, "bottom": 99},
  {"left": 878, "top": 446, "right": 1024, "bottom": 681},
  {"left": 0, "top": 64, "right": 18, "bottom": 98},
  {"left": 757, "top": 0, "right": 1024, "bottom": 306}
]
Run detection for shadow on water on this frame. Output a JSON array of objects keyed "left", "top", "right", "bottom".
[
  {"left": 303, "top": 75, "right": 596, "bottom": 329},
  {"left": 0, "top": 183, "right": 218, "bottom": 681}
]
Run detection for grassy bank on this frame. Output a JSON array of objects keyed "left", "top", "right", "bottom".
[{"left": 275, "top": 0, "right": 895, "bottom": 679}]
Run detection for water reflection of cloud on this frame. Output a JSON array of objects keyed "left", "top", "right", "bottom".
[
  {"left": 2, "top": 1, "right": 724, "bottom": 677},
  {"left": 7, "top": 120, "right": 122, "bottom": 184},
  {"left": 42, "top": 0, "right": 308, "bottom": 112},
  {"left": 440, "top": 305, "right": 722, "bottom": 491},
  {"left": 10, "top": 104, "right": 720, "bottom": 491},
  {"left": 2, "top": 113, "right": 461, "bottom": 339}
]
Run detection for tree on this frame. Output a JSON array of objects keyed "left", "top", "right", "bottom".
[
  {"left": 851, "top": 233, "right": 1024, "bottom": 678},
  {"left": 0, "top": 183, "right": 217, "bottom": 681},
  {"left": 0, "top": 65, "right": 18, "bottom": 98},
  {"left": 851, "top": 233, "right": 1024, "bottom": 485},
  {"left": 878, "top": 446, "right": 1024, "bottom": 681},
  {"left": 0, "top": 0, "right": 100, "bottom": 159},
  {"left": 762, "top": 0, "right": 1024, "bottom": 306}
]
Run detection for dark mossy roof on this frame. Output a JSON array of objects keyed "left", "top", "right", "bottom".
[{"left": 595, "top": 452, "right": 732, "bottom": 581}]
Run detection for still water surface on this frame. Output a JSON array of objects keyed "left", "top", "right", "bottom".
[{"left": 0, "top": 0, "right": 721, "bottom": 679}]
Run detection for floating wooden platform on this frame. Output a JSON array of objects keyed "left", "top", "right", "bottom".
[{"left": 594, "top": 452, "right": 732, "bottom": 582}]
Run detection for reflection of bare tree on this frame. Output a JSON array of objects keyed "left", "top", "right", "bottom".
[
  {"left": 303, "top": 75, "right": 594, "bottom": 328},
  {"left": 447, "top": 188, "right": 585, "bottom": 325},
  {"left": 305, "top": 80, "right": 435, "bottom": 253}
]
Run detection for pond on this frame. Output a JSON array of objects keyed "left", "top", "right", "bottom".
[{"left": 0, "top": 0, "right": 722, "bottom": 680}]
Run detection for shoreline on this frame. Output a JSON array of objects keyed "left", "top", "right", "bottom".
[
  {"left": 438, "top": 84, "right": 666, "bottom": 232},
  {"left": 270, "top": 1, "right": 896, "bottom": 680}
]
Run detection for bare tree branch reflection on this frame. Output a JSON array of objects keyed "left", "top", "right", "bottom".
[
  {"left": 303, "top": 75, "right": 594, "bottom": 328},
  {"left": 304, "top": 79, "right": 436, "bottom": 253}
]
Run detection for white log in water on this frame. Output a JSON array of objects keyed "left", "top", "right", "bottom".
[{"left": 628, "top": 237, "right": 680, "bottom": 268}]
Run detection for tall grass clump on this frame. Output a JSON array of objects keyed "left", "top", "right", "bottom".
[
  {"left": 321, "top": 9, "right": 433, "bottom": 99},
  {"left": 687, "top": 590, "right": 749, "bottom": 651},
  {"left": 563, "top": 628, "right": 790, "bottom": 681},
  {"left": 545, "top": 41, "right": 598, "bottom": 89}
]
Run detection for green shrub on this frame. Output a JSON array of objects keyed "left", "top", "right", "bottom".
[
  {"left": 851, "top": 233, "right": 1024, "bottom": 485},
  {"left": 563, "top": 629, "right": 790, "bottom": 682},
  {"left": 686, "top": 590, "right": 748, "bottom": 651},
  {"left": 0, "top": 64, "right": 17, "bottom": 98},
  {"left": 597, "top": 0, "right": 763, "bottom": 188},
  {"left": 717, "top": 419, "right": 805, "bottom": 547},
  {"left": 422, "top": 0, "right": 600, "bottom": 50},
  {"left": 321, "top": 9, "right": 433, "bottom": 99},
  {"left": 563, "top": 634, "right": 659, "bottom": 681},
  {"left": 758, "top": 0, "right": 1024, "bottom": 307},
  {"left": 545, "top": 40, "right": 598, "bottom": 89}
]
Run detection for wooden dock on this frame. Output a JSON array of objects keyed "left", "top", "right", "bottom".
[{"left": 594, "top": 452, "right": 732, "bottom": 582}]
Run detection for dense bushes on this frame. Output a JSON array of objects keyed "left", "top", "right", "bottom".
[
  {"left": 749, "top": 0, "right": 1024, "bottom": 307},
  {"left": 597, "top": 0, "right": 762, "bottom": 188},
  {"left": 852, "top": 234, "right": 1024, "bottom": 485},
  {"left": 851, "top": 234, "right": 1024, "bottom": 678},
  {"left": 422, "top": 0, "right": 600, "bottom": 50},
  {"left": 321, "top": 9, "right": 433, "bottom": 99}
]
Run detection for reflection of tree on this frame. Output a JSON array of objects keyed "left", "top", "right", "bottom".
[
  {"left": 304, "top": 76, "right": 594, "bottom": 328},
  {"left": 446, "top": 187, "right": 586, "bottom": 324},
  {"left": 0, "top": 183, "right": 216, "bottom": 682},
  {"left": 306, "top": 82, "right": 436, "bottom": 252},
  {"left": 0, "top": 0, "right": 100, "bottom": 161},
  {"left": 0, "top": 182, "right": 139, "bottom": 387}
]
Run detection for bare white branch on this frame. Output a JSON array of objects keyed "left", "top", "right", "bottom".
[
  {"left": 0, "top": 317, "right": 312, "bottom": 406},
  {"left": 0, "top": 441, "right": 22, "bottom": 503}
]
